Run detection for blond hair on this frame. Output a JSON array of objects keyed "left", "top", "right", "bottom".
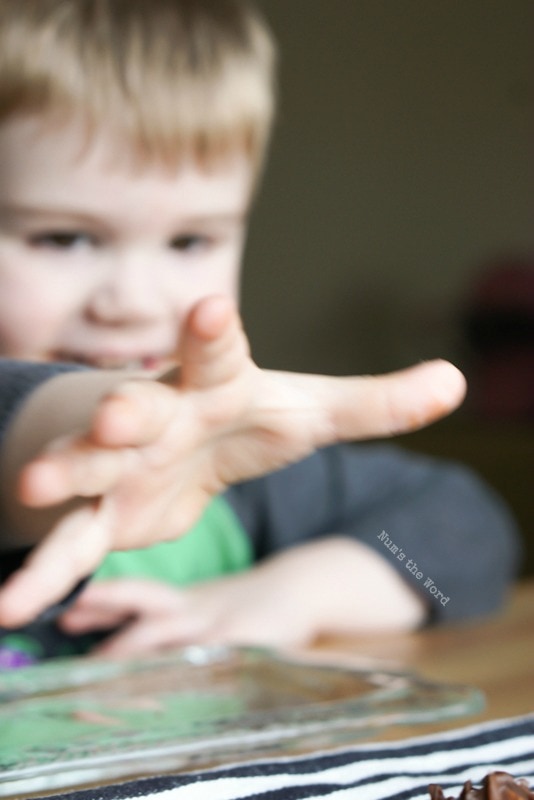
[{"left": 0, "top": 0, "right": 276, "bottom": 172}]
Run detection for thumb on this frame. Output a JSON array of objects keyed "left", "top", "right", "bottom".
[{"left": 323, "top": 359, "right": 467, "bottom": 440}]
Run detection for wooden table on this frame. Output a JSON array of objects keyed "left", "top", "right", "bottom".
[{"left": 311, "top": 578, "right": 534, "bottom": 739}]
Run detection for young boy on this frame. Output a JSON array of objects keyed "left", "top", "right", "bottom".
[{"left": 0, "top": 0, "right": 520, "bottom": 663}]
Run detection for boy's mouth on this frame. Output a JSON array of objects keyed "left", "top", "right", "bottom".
[{"left": 51, "top": 352, "right": 174, "bottom": 371}]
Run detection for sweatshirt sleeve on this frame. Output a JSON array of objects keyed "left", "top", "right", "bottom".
[
  {"left": 0, "top": 358, "right": 86, "bottom": 442},
  {"left": 224, "top": 443, "right": 522, "bottom": 624}
]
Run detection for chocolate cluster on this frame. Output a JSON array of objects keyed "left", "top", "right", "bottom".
[{"left": 429, "top": 771, "right": 534, "bottom": 800}]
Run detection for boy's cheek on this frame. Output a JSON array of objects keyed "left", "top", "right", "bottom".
[
  {"left": 0, "top": 300, "right": 31, "bottom": 356},
  {"left": 0, "top": 297, "right": 57, "bottom": 359},
  {"left": 0, "top": 266, "right": 71, "bottom": 359}
]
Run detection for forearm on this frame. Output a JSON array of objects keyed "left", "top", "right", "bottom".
[{"left": 259, "top": 537, "right": 428, "bottom": 636}]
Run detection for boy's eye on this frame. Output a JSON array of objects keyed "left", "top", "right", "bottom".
[
  {"left": 169, "top": 234, "right": 211, "bottom": 253},
  {"left": 28, "top": 231, "right": 95, "bottom": 250}
]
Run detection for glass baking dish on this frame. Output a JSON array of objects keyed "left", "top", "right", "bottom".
[{"left": 0, "top": 645, "right": 484, "bottom": 798}]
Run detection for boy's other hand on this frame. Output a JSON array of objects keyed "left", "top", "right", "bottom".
[
  {"left": 60, "top": 539, "right": 426, "bottom": 655},
  {"left": 0, "top": 295, "right": 465, "bottom": 627}
]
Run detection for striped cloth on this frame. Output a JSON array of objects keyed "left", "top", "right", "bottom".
[{"left": 37, "top": 714, "right": 534, "bottom": 800}]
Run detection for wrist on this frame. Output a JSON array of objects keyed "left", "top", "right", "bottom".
[{"left": 266, "top": 537, "right": 428, "bottom": 636}]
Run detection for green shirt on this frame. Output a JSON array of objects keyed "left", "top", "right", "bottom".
[{"left": 94, "top": 495, "right": 252, "bottom": 586}]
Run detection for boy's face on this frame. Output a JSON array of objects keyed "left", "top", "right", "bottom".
[{"left": 0, "top": 116, "right": 252, "bottom": 369}]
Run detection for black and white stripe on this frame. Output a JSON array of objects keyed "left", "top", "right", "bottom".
[{"left": 35, "top": 714, "right": 534, "bottom": 800}]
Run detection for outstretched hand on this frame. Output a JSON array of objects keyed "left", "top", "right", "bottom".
[{"left": 0, "top": 295, "right": 465, "bottom": 626}]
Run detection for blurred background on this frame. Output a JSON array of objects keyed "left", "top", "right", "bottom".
[{"left": 241, "top": 1, "right": 534, "bottom": 572}]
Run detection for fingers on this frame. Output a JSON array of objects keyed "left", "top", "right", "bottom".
[
  {"left": 352, "top": 359, "right": 466, "bottom": 435},
  {"left": 90, "top": 381, "right": 185, "bottom": 448},
  {"left": 179, "top": 294, "right": 251, "bottom": 390},
  {"left": 0, "top": 504, "right": 112, "bottom": 628},
  {"left": 60, "top": 579, "right": 183, "bottom": 633},
  {"left": 18, "top": 438, "right": 136, "bottom": 507},
  {"left": 61, "top": 580, "right": 218, "bottom": 656},
  {"left": 78, "top": 295, "right": 248, "bottom": 447},
  {"left": 18, "top": 385, "right": 193, "bottom": 507},
  {"left": 90, "top": 617, "right": 184, "bottom": 656},
  {"left": 297, "top": 359, "right": 466, "bottom": 442}
]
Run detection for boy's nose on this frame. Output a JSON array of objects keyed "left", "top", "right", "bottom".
[{"left": 86, "top": 257, "right": 166, "bottom": 326}]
